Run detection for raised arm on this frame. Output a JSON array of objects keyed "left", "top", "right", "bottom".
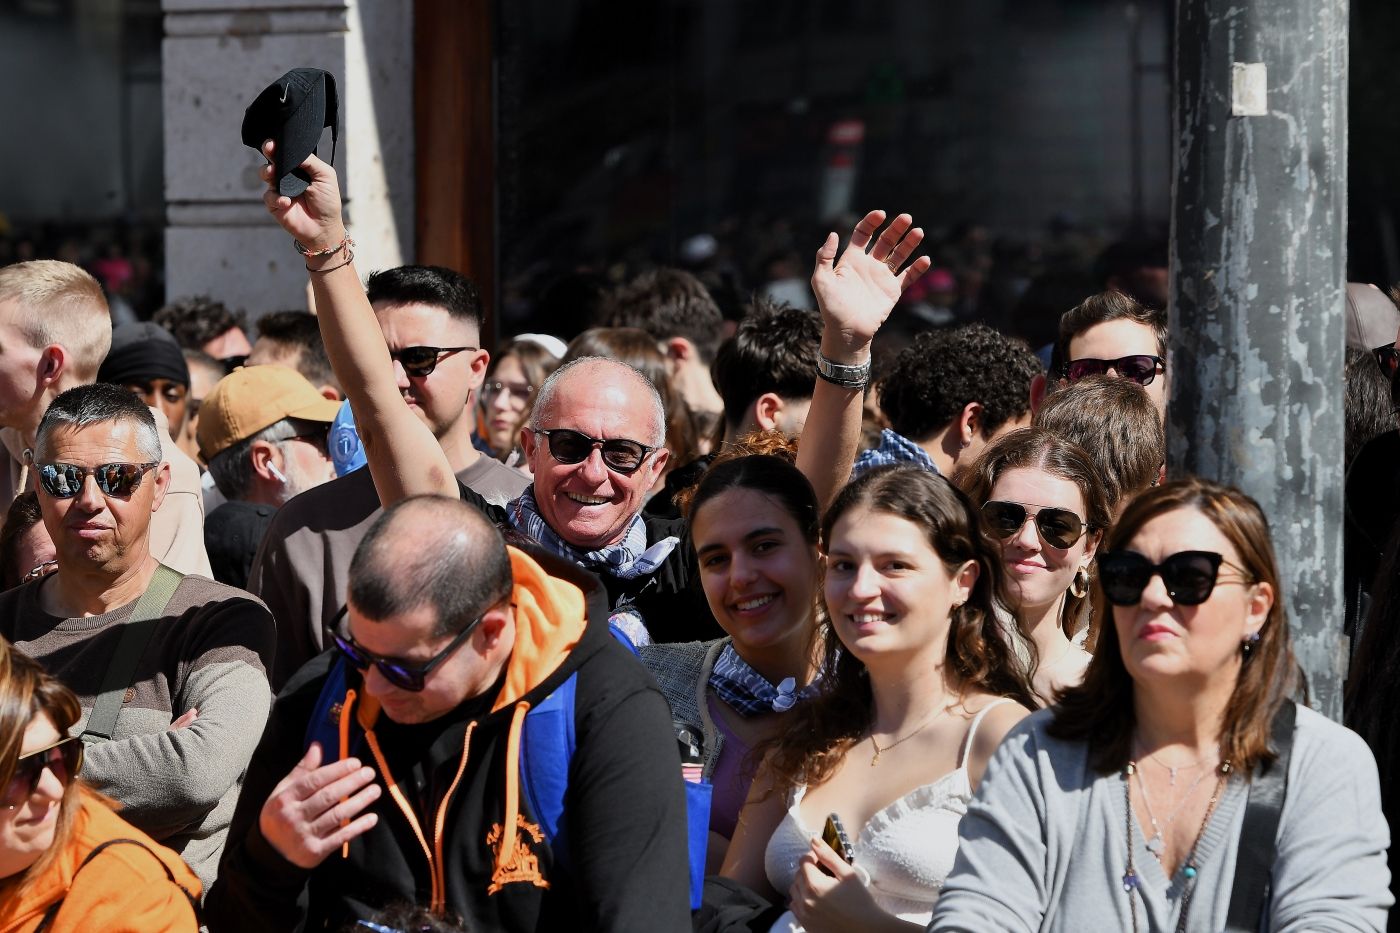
[
  {"left": 259, "top": 141, "right": 457, "bottom": 503},
  {"left": 796, "top": 211, "right": 930, "bottom": 512}
]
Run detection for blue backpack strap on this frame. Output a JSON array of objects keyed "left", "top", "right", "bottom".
[
  {"left": 304, "top": 655, "right": 357, "bottom": 762},
  {"left": 520, "top": 673, "right": 579, "bottom": 876}
]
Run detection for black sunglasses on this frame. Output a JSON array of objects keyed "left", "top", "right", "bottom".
[
  {"left": 36, "top": 461, "right": 160, "bottom": 499},
  {"left": 389, "top": 346, "right": 475, "bottom": 378},
  {"left": 1374, "top": 345, "right": 1400, "bottom": 378},
  {"left": 533, "top": 427, "right": 656, "bottom": 476},
  {"left": 981, "top": 500, "right": 1088, "bottom": 550},
  {"left": 331, "top": 606, "right": 483, "bottom": 692},
  {"left": 5, "top": 735, "right": 82, "bottom": 807},
  {"left": 1098, "top": 549, "right": 1254, "bottom": 606},
  {"left": 1064, "top": 354, "right": 1164, "bottom": 386}
]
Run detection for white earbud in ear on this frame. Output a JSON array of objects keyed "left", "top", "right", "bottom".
[{"left": 268, "top": 462, "right": 288, "bottom": 484}]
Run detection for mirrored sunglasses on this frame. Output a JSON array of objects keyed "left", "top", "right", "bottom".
[
  {"left": 36, "top": 461, "right": 159, "bottom": 499},
  {"left": 1064, "top": 354, "right": 1164, "bottom": 386},
  {"left": 981, "top": 500, "right": 1088, "bottom": 550}
]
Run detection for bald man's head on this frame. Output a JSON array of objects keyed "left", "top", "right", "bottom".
[{"left": 349, "top": 496, "right": 513, "bottom": 637}]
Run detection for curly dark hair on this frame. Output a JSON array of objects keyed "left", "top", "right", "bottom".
[
  {"left": 602, "top": 267, "right": 725, "bottom": 362},
  {"left": 710, "top": 298, "right": 822, "bottom": 432},
  {"left": 153, "top": 295, "right": 246, "bottom": 352},
  {"left": 760, "top": 466, "right": 1038, "bottom": 796},
  {"left": 878, "top": 324, "right": 1041, "bottom": 443}
]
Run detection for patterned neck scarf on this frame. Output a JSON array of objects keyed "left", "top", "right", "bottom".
[
  {"left": 507, "top": 486, "right": 678, "bottom": 580},
  {"left": 709, "top": 641, "right": 821, "bottom": 718}
]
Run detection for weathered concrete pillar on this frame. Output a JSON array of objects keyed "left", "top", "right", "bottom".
[
  {"left": 1168, "top": 0, "right": 1348, "bottom": 716},
  {"left": 162, "top": 0, "right": 414, "bottom": 319}
]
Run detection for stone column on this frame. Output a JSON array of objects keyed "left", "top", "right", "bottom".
[
  {"left": 162, "top": 0, "right": 414, "bottom": 319},
  {"left": 1168, "top": 0, "right": 1348, "bottom": 717}
]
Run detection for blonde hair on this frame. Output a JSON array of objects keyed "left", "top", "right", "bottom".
[{"left": 0, "top": 261, "right": 112, "bottom": 381}]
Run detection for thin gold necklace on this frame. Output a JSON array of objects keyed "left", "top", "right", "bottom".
[{"left": 869, "top": 705, "right": 943, "bottom": 766}]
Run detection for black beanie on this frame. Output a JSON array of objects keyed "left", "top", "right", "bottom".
[{"left": 98, "top": 322, "right": 191, "bottom": 388}]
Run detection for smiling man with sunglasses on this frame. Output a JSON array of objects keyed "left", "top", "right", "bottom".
[{"left": 0, "top": 382, "right": 276, "bottom": 892}]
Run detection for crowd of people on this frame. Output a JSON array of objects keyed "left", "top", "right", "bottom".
[{"left": 0, "top": 136, "right": 1393, "bottom": 933}]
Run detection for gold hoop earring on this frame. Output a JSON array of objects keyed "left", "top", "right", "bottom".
[{"left": 1070, "top": 568, "right": 1090, "bottom": 599}]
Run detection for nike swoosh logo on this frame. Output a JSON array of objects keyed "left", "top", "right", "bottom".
[{"left": 279, "top": 86, "right": 289, "bottom": 103}]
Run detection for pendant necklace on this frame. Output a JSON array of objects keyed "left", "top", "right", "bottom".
[
  {"left": 869, "top": 704, "right": 943, "bottom": 766},
  {"left": 1134, "top": 765, "right": 1213, "bottom": 857}
]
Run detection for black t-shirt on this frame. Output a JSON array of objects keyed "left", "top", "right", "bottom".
[{"left": 205, "top": 500, "right": 278, "bottom": 590}]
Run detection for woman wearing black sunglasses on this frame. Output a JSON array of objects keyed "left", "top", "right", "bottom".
[
  {"left": 960, "top": 428, "right": 1111, "bottom": 701},
  {"left": 931, "top": 478, "right": 1391, "bottom": 932},
  {"left": 0, "top": 639, "right": 200, "bottom": 931}
]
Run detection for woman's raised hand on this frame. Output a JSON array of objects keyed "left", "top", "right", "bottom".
[{"left": 811, "top": 210, "right": 932, "bottom": 356}]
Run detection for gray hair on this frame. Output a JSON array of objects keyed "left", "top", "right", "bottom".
[
  {"left": 206, "top": 417, "right": 306, "bottom": 501},
  {"left": 34, "top": 383, "right": 162, "bottom": 463},
  {"left": 528, "top": 356, "right": 666, "bottom": 447}
]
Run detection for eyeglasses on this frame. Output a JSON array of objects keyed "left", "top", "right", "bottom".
[
  {"left": 981, "top": 500, "right": 1088, "bottom": 550},
  {"left": 533, "top": 428, "right": 656, "bottom": 476},
  {"left": 5, "top": 735, "right": 82, "bottom": 807},
  {"left": 1064, "top": 354, "right": 1164, "bottom": 386},
  {"left": 481, "top": 381, "right": 534, "bottom": 404},
  {"left": 331, "top": 606, "right": 483, "bottom": 692},
  {"left": 1374, "top": 345, "right": 1400, "bottom": 378},
  {"left": 1097, "top": 549, "right": 1255, "bottom": 606},
  {"left": 388, "top": 346, "right": 476, "bottom": 378},
  {"left": 36, "top": 461, "right": 160, "bottom": 499}
]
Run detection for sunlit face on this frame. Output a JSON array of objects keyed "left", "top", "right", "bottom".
[
  {"left": 201, "top": 326, "right": 251, "bottom": 362},
  {"left": 374, "top": 302, "right": 487, "bottom": 440},
  {"left": 0, "top": 714, "right": 67, "bottom": 881},
  {"left": 823, "top": 507, "right": 975, "bottom": 665},
  {"left": 348, "top": 602, "right": 501, "bottom": 725},
  {"left": 1111, "top": 507, "right": 1270, "bottom": 688},
  {"left": 120, "top": 379, "right": 188, "bottom": 442},
  {"left": 484, "top": 354, "right": 532, "bottom": 455},
  {"left": 989, "top": 467, "right": 1098, "bottom": 620},
  {"left": 521, "top": 365, "right": 669, "bottom": 549},
  {"left": 0, "top": 300, "right": 47, "bottom": 431},
  {"left": 35, "top": 421, "right": 170, "bottom": 574},
  {"left": 1066, "top": 319, "right": 1166, "bottom": 416},
  {"left": 692, "top": 488, "right": 819, "bottom": 656}
]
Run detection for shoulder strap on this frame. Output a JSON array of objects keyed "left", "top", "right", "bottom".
[
  {"left": 34, "top": 837, "right": 201, "bottom": 932},
  {"left": 79, "top": 564, "right": 184, "bottom": 744},
  {"left": 520, "top": 671, "right": 580, "bottom": 859},
  {"left": 1223, "top": 699, "right": 1297, "bottom": 932},
  {"left": 958, "top": 698, "right": 1015, "bottom": 768}
]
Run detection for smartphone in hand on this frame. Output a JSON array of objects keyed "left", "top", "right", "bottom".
[{"left": 821, "top": 812, "right": 855, "bottom": 871}]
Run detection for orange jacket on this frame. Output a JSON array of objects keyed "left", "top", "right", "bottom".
[{"left": 0, "top": 788, "right": 201, "bottom": 933}]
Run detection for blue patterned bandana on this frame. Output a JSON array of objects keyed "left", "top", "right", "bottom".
[
  {"left": 709, "top": 641, "right": 821, "bottom": 718},
  {"left": 507, "top": 486, "right": 678, "bottom": 580}
]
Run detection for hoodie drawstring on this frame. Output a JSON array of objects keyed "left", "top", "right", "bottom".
[{"left": 495, "top": 701, "right": 532, "bottom": 876}]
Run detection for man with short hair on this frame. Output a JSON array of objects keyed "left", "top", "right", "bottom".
[
  {"left": 605, "top": 267, "right": 727, "bottom": 424},
  {"left": 154, "top": 294, "right": 251, "bottom": 365},
  {"left": 1033, "top": 372, "right": 1164, "bottom": 518},
  {"left": 246, "top": 309, "right": 342, "bottom": 398},
  {"left": 710, "top": 298, "right": 822, "bottom": 444},
  {"left": 199, "top": 367, "right": 340, "bottom": 588},
  {"left": 0, "top": 260, "right": 211, "bottom": 577},
  {"left": 854, "top": 323, "right": 1041, "bottom": 478},
  {"left": 249, "top": 265, "right": 530, "bottom": 687},
  {"left": 208, "top": 497, "right": 690, "bottom": 931},
  {"left": 1051, "top": 290, "right": 1169, "bottom": 417},
  {"left": 0, "top": 382, "right": 275, "bottom": 890}
]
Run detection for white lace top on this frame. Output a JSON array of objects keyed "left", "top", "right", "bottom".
[{"left": 763, "top": 699, "right": 1013, "bottom": 930}]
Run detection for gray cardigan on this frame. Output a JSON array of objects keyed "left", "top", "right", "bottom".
[{"left": 930, "top": 705, "right": 1392, "bottom": 932}]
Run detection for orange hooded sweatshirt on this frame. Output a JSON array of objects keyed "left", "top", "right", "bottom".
[{"left": 0, "top": 788, "right": 201, "bottom": 933}]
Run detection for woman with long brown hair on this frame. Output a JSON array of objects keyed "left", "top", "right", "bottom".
[
  {"left": 720, "top": 466, "right": 1036, "bottom": 930},
  {"left": 960, "top": 427, "right": 1111, "bottom": 699},
  {"left": 0, "top": 639, "right": 200, "bottom": 932},
  {"left": 932, "top": 479, "right": 1391, "bottom": 932}
]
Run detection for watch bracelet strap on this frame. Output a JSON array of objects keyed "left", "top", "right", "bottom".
[{"left": 817, "top": 354, "right": 871, "bottom": 383}]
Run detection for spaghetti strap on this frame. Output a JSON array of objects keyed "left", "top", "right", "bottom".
[{"left": 957, "top": 698, "right": 1016, "bottom": 768}]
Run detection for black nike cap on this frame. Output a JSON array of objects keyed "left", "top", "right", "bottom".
[{"left": 240, "top": 68, "right": 340, "bottom": 197}]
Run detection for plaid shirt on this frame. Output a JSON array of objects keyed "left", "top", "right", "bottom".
[{"left": 851, "top": 428, "right": 940, "bottom": 479}]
